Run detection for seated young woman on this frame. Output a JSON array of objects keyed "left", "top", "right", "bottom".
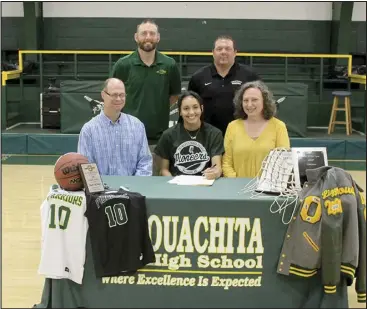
[
  {"left": 154, "top": 90, "right": 224, "bottom": 180},
  {"left": 222, "top": 80, "right": 290, "bottom": 178}
]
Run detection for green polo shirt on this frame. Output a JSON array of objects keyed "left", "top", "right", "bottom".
[{"left": 111, "top": 50, "right": 182, "bottom": 142}]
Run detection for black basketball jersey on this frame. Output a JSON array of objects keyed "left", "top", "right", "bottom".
[{"left": 85, "top": 188, "right": 156, "bottom": 277}]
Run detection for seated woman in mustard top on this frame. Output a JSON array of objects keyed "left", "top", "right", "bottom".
[{"left": 222, "top": 80, "right": 290, "bottom": 178}]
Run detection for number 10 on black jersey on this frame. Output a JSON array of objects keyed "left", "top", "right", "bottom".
[{"left": 105, "top": 203, "right": 128, "bottom": 227}]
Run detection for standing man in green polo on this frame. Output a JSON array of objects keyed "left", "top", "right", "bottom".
[{"left": 111, "top": 19, "right": 182, "bottom": 169}]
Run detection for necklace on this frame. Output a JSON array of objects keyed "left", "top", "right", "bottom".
[{"left": 184, "top": 127, "right": 200, "bottom": 140}]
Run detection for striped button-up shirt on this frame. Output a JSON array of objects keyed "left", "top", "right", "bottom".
[{"left": 77, "top": 112, "right": 152, "bottom": 176}]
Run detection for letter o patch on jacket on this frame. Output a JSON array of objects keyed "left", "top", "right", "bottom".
[{"left": 300, "top": 196, "right": 321, "bottom": 224}]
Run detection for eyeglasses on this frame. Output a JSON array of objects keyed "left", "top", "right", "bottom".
[{"left": 104, "top": 91, "right": 126, "bottom": 100}]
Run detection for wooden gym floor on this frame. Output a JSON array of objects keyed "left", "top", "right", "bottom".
[{"left": 2, "top": 164, "right": 366, "bottom": 308}]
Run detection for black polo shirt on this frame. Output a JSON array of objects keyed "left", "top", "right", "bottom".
[{"left": 188, "top": 63, "right": 260, "bottom": 135}]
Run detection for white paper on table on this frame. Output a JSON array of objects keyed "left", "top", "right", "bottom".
[{"left": 168, "top": 175, "right": 215, "bottom": 186}]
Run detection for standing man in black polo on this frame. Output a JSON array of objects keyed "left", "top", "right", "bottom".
[
  {"left": 188, "top": 35, "right": 260, "bottom": 136},
  {"left": 111, "top": 19, "right": 182, "bottom": 175}
]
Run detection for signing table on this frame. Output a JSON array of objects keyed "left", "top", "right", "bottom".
[{"left": 34, "top": 176, "right": 348, "bottom": 308}]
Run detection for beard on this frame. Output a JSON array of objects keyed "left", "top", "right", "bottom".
[{"left": 137, "top": 40, "right": 158, "bottom": 52}]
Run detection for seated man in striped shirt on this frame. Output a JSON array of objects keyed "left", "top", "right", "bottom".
[{"left": 77, "top": 78, "right": 152, "bottom": 176}]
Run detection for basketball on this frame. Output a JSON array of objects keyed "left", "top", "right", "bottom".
[{"left": 54, "top": 152, "right": 89, "bottom": 191}]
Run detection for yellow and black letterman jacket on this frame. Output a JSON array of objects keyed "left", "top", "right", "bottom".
[{"left": 277, "top": 166, "right": 366, "bottom": 303}]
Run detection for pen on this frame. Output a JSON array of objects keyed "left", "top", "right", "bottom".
[{"left": 202, "top": 164, "right": 217, "bottom": 174}]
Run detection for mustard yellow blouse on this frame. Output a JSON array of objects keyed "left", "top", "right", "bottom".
[{"left": 222, "top": 117, "right": 290, "bottom": 178}]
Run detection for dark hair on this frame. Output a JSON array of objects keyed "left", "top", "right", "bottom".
[
  {"left": 233, "top": 80, "right": 276, "bottom": 120},
  {"left": 136, "top": 19, "right": 159, "bottom": 33},
  {"left": 213, "top": 35, "right": 237, "bottom": 51},
  {"left": 177, "top": 90, "right": 204, "bottom": 123}
]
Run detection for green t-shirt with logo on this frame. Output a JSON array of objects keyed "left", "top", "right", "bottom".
[
  {"left": 111, "top": 50, "right": 182, "bottom": 142},
  {"left": 154, "top": 122, "right": 224, "bottom": 176}
]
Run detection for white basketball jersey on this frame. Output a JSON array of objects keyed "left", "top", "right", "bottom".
[{"left": 38, "top": 185, "right": 88, "bottom": 284}]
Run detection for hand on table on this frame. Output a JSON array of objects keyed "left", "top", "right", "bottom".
[{"left": 202, "top": 165, "right": 220, "bottom": 180}]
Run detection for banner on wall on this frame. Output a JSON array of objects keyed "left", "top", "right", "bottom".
[
  {"left": 60, "top": 80, "right": 179, "bottom": 134},
  {"left": 60, "top": 80, "right": 308, "bottom": 136},
  {"left": 60, "top": 80, "right": 103, "bottom": 134}
]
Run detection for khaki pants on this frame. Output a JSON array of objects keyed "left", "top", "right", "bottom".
[{"left": 149, "top": 144, "right": 160, "bottom": 176}]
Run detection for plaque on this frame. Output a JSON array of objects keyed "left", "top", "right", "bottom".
[
  {"left": 78, "top": 163, "right": 105, "bottom": 194},
  {"left": 291, "top": 147, "right": 328, "bottom": 189}
]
